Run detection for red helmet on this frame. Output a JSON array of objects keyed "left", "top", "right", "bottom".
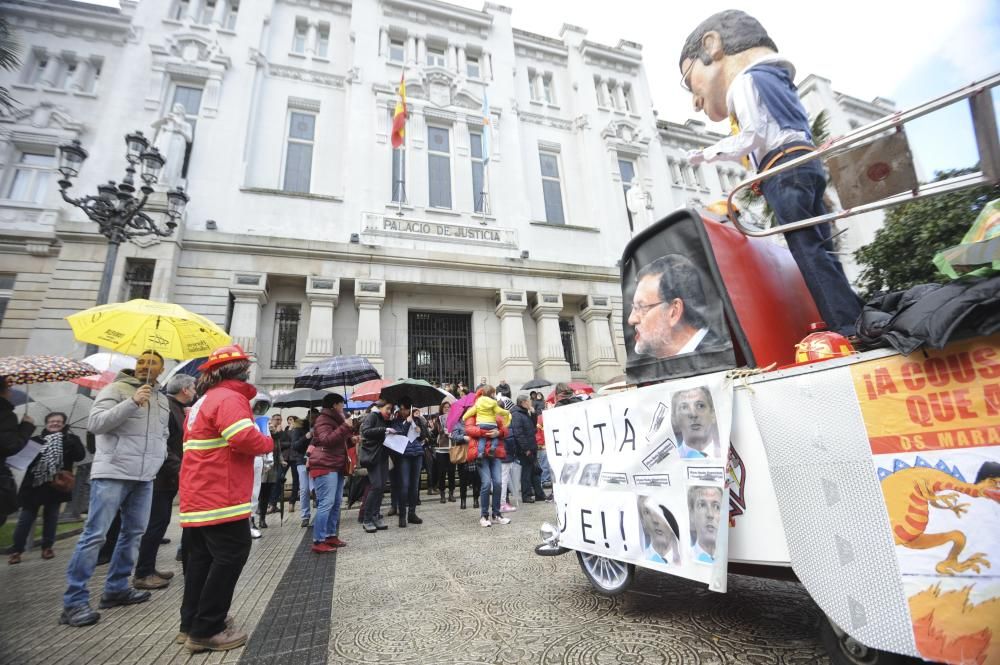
[{"left": 199, "top": 344, "right": 251, "bottom": 372}]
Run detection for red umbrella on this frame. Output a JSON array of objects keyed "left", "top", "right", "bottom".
[
  {"left": 350, "top": 379, "right": 394, "bottom": 402},
  {"left": 545, "top": 381, "right": 595, "bottom": 403}
]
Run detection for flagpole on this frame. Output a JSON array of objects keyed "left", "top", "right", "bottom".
[
  {"left": 396, "top": 144, "right": 404, "bottom": 217},
  {"left": 479, "top": 158, "right": 489, "bottom": 224}
]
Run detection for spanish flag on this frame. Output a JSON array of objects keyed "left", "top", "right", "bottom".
[{"left": 391, "top": 72, "right": 407, "bottom": 149}]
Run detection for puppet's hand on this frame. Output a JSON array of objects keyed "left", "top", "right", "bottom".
[{"left": 686, "top": 149, "right": 705, "bottom": 166}]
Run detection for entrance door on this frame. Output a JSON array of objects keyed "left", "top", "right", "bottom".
[{"left": 408, "top": 311, "right": 472, "bottom": 387}]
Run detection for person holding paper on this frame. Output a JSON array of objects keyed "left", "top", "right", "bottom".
[
  {"left": 359, "top": 400, "right": 395, "bottom": 534},
  {"left": 388, "top": 398, "right": 430, "bottom": 529},
  {"left": 0, "top": 376, "right": 34, "bottom": 527}
]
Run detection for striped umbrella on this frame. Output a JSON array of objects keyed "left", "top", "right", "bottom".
[{"left": 294, "top": 355, "right": 380, "bottom": 390}]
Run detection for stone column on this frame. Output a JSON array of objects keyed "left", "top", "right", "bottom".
[
  {"left": 306, "top": 20, "right": 319, "bottom": 56},
  {"left": 580, "top": 295, "right": 621, "bottom": 384},
  {"left": 613, "top": 82, "right": 627, "bottom": 111},
  {"left": 449, "top": 45, "right": 458, "bottom": 72},
  {"left": 602, "top": 80, "right": 614, "bottom": 108},
  {"left": 485, "top": 52, "right": 494, "bottom": 80},
  {"left": 228, "top": 273, "right": 268, "bottom": 379},
  {"left": 416, "top": 38, "right": 427, "bottom": 66},
  {"left": 379, "top": 29, "right": 388, "bottom": 58},
  {"left": 406, "top": 36, "right": 417, "bottom": 65},
  {"left": 531, "top": 293, "right": 571, "bottom": 383},
  {"left": 186, "top": 0, "right": 202, "bottom": 22},
  {"left": 211, "top": 0, "right": 228, "bottom": 27},
  {"left": 458, "top": 47, "right": 467, "bottom": 76},
  {"left": 39, "top": 55, "right": 61, "bottom": 88},
  {"left": 354, "top": 279, "right": 385, "bottom": 377},
  {"left": 68, "top": 59, "right": 92, "bottom": 92},
  {"left": 302, "top": 276, "right": 340, "bottom": 365},
  {"left": 495, "top": 289, "right": 534, "bottom": 384}
]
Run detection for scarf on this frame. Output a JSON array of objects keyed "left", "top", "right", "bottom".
[{"left": 31, "top": 431, "right": 64, "bottom": 487}]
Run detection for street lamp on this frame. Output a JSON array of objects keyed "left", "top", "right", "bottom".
[{"left": 57, "top": 131, "right": 189, "bottom": 311}]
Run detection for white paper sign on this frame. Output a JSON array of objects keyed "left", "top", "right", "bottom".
[
  {"left": 544, "top": 371, "right": 733, "bottom": 592},
  {"left": 384, "top": 433, "right": 409, "bottom": 455},
  {"left": 4, "top": 440, "right": 43, "bottom": 470}
]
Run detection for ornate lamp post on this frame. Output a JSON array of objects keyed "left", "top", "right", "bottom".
[{"left": 57, "top": 131, "right": 190, "bottom": 310}]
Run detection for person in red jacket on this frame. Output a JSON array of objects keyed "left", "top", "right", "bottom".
[
  {"left": 177, "top": 345, "right": 273, "bottom": 653},
  {"left": 308, "top": 393, "right": 356, "bottom": 553},
  {"left": 465, "top": 414, "right": 510, "bottom": 528}
]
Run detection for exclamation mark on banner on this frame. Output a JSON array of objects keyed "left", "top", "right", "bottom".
[
  {"left": 619, "top": 510, "right": 627, "bottom": 551},
  {"left": 601, "top": 511, "right": 609, "bottom": 548}
]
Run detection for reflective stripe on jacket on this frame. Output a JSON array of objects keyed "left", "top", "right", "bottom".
[{"left": 179, "top": 379, "right": 273, "bottom": 528}]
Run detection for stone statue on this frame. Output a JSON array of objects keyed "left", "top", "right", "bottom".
[
  {"left": 151, "top": 103, "right": 193, "bottom": 188},
  {"left": 626, "top": 177, "right": 652, "bottom": 229}
]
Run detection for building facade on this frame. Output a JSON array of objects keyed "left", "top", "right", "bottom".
[{"left": 0, "top": 0, "right": 891, "bottom": 393}]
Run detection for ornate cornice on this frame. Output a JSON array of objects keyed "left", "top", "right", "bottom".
[{"left": 267, "top": 64, "right": 346, "bottom": 89}]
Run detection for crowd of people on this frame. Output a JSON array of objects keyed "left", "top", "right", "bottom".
[{"left": 0, "top": 354, "right": 573, "bottom": 654}]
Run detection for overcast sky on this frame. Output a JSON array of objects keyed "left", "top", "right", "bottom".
[{"left": 84, "top": 0, "right": 1000, "bottom": 176}]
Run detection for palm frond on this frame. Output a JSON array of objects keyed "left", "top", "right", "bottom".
[
  {"left": 0, "top": 17, "right": 22, "bottom": 72},
  {"left": 811, "top": 110, "right": 830, "bottom": 145}
]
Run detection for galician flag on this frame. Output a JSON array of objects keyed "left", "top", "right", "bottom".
[
  {"left": 391, "top": 72, "right": 407, "bottom": 149},
  {"left": 481, "top": 92, "right": 491, "bottom": 164}
]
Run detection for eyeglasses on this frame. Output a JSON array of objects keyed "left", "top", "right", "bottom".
[
  {"left": 631, "top": 300, "right": 666, "bottom": 317},
  {"left": 679, "top": 57, "right": 696, "bottom": 92}
]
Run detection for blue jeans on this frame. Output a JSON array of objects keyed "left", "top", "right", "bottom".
[
  {"left": 296, "top": 464, "right": 312, "bottom": 520},
  {"left": 63, "top": 478, "right": 153, "bottom": 609},
  {"left": 538, "top": 449, "right": 552, "bottom": 485},
  {"left": 476, "top": 424, "right": 498, "bottom": 458},
  {"left": 759, "top": 155, "right": 863, "bottom": 336},
  {"left": 312, "top": 471, "right": 345, "bottom": 542},
  {"left": 478, "top": 457, "right": 502, "bottom": 519},
  {"left": 399, "top": 455, "right": 422, "bottom": 514},
  {"left": 12, "top": 495, "right": 60, "bottom": 552}
]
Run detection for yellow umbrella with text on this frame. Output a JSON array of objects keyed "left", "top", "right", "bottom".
[{"left": 66, "top": 299, "right": 231, "bottom": 361}]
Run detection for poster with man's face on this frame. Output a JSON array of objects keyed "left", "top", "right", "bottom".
[{"left": 622, "top": 211, "right": 736, "bottom": 384}]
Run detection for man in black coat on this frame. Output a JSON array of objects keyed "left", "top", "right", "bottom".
[
  {"left": 133, "top": 374, "right": 196, "bottom": 589},
  {"left": 511, "top": 395, "right": 545, "bottom": 503},
  {"left": 0, "top": 377, "right": 34, "bottom": 525}
]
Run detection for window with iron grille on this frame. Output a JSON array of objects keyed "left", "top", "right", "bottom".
[
  {"left": 123, "top": 259, "right": 155, "bottom": 301},
  {"left": 0, "top": 274, "right": 14, "bottom": 327},
  {"left": 272, "top": 304, "right": 301, "bottom": 369},
  {"left": 559, "top": 318, "right": 580, "bottom": 371},
  {"left": 408, "top": 312, "right": 472, "bottom": 387}
]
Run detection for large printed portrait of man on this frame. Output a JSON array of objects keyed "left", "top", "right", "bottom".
[
  {"left": 688, "top": 486, "right": 723, "bottom": 564},
  {"left": 671, "top": 386, "right": 721, "bottom": 459},
  {"left": 623, "top": 251, "right": 734, "bottom": 383}
]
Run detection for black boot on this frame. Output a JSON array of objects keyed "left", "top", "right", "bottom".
[
  {"left": 407, "top": 512, "right": 423, "bottom": 525},
  {"left": 439, "top": 491, "right": 446, "bottom": 504},
  {"left": 473, "top": 496, "right": 479, "bottom": 509},
  {"left": 448, "top": 491, "right": 456, "bottom": 503},
  {"left": 398, "top": 512, "right": 407, "bottom": 528},
  {"left": 460, "top": 497, "right": 467, "bottom": 510},
  {"left": 259, "top": 515, "right": 268, "bottom": 529}
]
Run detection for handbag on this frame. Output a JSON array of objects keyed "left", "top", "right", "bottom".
[
  {"left": 449, "top": 442, "right": 469, "bottom": 465},
  {"left": 49, "top": 469, "right": 75, "bottom": 493},
  {"left": 358, "top": 444, "right": 378, "bottom": 468}
]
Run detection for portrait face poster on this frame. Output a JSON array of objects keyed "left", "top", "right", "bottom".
[
  {"left": 621, "top": 210, "right": 736, "bottom": 384},
  {"left": 543, "top": 371, "right": 734, "bottom": 592}
]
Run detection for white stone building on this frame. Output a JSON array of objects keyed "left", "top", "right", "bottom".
[{"left": 0, "top": 0, "right": 892, "bottom": 393}]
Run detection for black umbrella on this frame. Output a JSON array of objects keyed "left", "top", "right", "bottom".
[
  {"left": 294, "top": 355, "right": 380, "bottom": 390},
  {"left": 380, "top": 378, "right": 450, "bottom": 409},
  {"left": 272, "top": 388, "right": 327, "bottom": 408},
  {"left": 521, "top": 377, "right": 553, "bottom": 390}
]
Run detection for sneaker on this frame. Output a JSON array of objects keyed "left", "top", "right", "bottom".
[
  {"left": 500, "top": 503, "right": 517, "bottom": 513},
  {"left": 250, "top": 527, "right": 262, "bottom": 539},
  {"left": 185, "top": 626, "right": 249, "bottom": 653},
  {"left": 362, "top": 521, "right": 378, "bottom": 534},
  {"left": 545, "top": 493, "right": 554, "bottom": 502},
  {"left": 479, "top": 517, "right": 492, "bottom": 528},
  {"left": 60, "top": 604, "right": 100, "bottom": 627},
  {"left": 176, "top": 615, "right": 234, "bottom": 643},
  {"left": 154, "top": 569, "right": 175, "bottom": 580},
  {"left": 300, "top": 518, "right": 310, "bottom": 528},
  {"left": 133, "top": 574, "right": 170, "bottom": 590},
  {"left": 374, "top": 517, "right": 388, "bottom": 531},
  {"left": 98, "top": 589, "right": 151, "bottom": 609},
  {"left": 311, "top": 542, "right": 336, "bottom": 553},
  {"left": 325, "top": 536, "right": 347, "bottom": 547},
  {"left": 492, "top": 516, "right": 511, "bottom": 525}
]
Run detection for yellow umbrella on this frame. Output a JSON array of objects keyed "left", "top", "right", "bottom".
[{"left": 66, "top": 299, "right": 231, "bottom": 360}]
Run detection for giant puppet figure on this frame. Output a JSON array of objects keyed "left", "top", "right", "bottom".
[{"left": 680, "top": 10, "right": 863, "bottom": 337}]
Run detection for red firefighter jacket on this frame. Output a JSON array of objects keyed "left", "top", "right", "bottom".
[{"left": 179, "top": 379, "right": 273, "bottom": 528}]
